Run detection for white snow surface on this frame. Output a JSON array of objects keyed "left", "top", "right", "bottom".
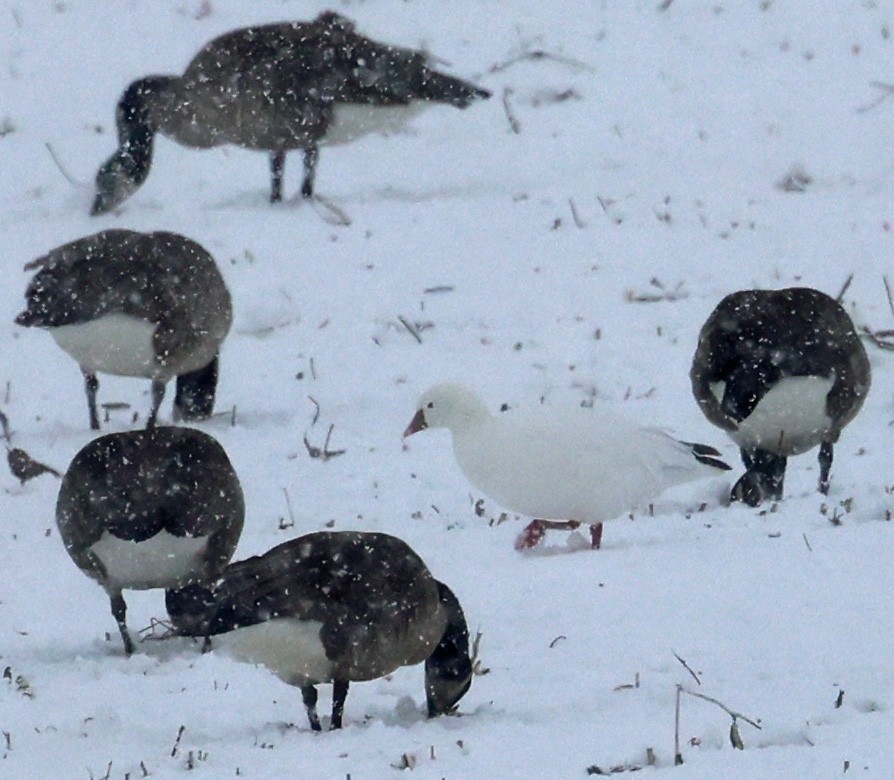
[{"left": 2, "top": 1, "right": 894, "bottom": 778}]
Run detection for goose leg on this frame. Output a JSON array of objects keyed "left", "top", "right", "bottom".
[
  {"left": 590, "top": 522, "right": 604, "bottom": 550},
  {"left": 301, "top": 145, "right": 319, "bottom": 198},
  {"left": 514, "top": 519, "right": 581, "bottom": 550},
  {"left": 109, "top": 590, "right": 134, "bottom": 656},
  {"left": 330, "top": 679, "right": 349, "bottom": 730},
  {"left": 301, "top": 685, "right": 322, "bottom": 731},
  {"left": 818, "top": 441, "right": 833, "bottom": 495},
  {"left": 146, "top": 380, "right": 166, "bottom": 429},
  {"left": 83, "top": 370, "right": 100, "bottom": 430},
  {"left": 270, "top": 151, "right": 286, "bottom": 202}
]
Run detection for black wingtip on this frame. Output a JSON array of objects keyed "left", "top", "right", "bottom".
[
  {"left": 682, "top": 440, "right": 732, "bottom": 471},
  {"left": 694, "top": 453, "right": 733, "bottom": 471}
]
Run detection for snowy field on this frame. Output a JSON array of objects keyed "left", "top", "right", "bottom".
[{"left": 3, "top": 0, "right": 894, "bottom": 777}]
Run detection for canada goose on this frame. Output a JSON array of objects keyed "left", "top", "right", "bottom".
[
  {"left": 690, "top": 287, "right": 871, "bottom": 506},
  {"left": 91, "top": 11, "right": 491, "bottom": 214},
  {"left": 55, "top": 426, "right": 245, "bottom": 655},
  {"left": 169, "top": 531, "right": 472, "bottom": 730},
  {"left": 404, "top": 383, "right": 731, "bottom": 550},
  {"left": 15, "top": 229, "right": 232, "bottom": 430}
]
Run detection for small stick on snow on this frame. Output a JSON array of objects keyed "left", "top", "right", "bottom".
[
  {"left": 856, "top": 80, "right": 894, "bottom": 114},
  {"left": 835, "top": 273, "right": 854, "bottom": 304},
  {"left": 488, "top": 50, "right": 594, "bottom": 75},
  {"left": 45, "top": 142, "right": 89, "bottom": 188},
  {"left": 282, "top": 487, "right": 296, "bottom": 527},
  {"left": 884, "top": 275, "right": 894, "bottom": 318},
  {"left": 680, "top": 687, "right": 762, "bottom": 730},
  {"left": 861, "top": 325, "right": 894, "bottom": 351},
  {"left": 309, "top": 195, "right": 351, "bottom": 226},
  {"left": 397, "top": 316, "right": 423, "bottom": 343},
  {"left": 171, "top": 725, "right": 186, "bottom": 758},
  {"left": 569, "top": 198, "right": 586, "bottom": 228},
  {"left": 673, "top": 651, "right": 702, "bottom": 685},
  {"left": 307, "top": 395, "right": 321, "bottom": 426},
  {"left": 501, "top": 87, "right": 521, "bottom": 134}
]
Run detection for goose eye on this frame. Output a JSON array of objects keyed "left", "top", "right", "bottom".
[{"left": 426, "top": 402, "right": 434, "bottom": 409}]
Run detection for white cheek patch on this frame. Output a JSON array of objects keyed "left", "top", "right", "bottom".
[
  {"left": 50, "top": 313, "right": 159, "bottom": 377},
  {"left": 213, "top": 618, "right": 332, "bottom": 687},
  {"left": 90, "top": 529, "right": 209, "bottom": 590},
  {"left": 730, "top": 375, "right": 835, "bottom": 455},
  {"left": 324, "top": 102, "right": 430, "bottom": 146}
]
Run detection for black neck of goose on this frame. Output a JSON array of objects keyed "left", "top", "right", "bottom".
[
  {"left": 174, "top": 356, "right": 220, "bottom": 421},
  {"left": 165, "top": 583, "right": 217, "bottom": 637},
  {"left": 114, "top": 76, "right": 173, "bottom": 181},
  {"left": 425, "top": 581, "right": 473, "bottom": 717}
]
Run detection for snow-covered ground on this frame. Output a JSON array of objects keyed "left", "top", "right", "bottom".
[{"left": 3, "top": 0, "right": 894, "bottom": 777}]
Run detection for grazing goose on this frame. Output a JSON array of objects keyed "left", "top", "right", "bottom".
[
  {"left": 404, "top": 383, "right": 731, "bottom": 550},
  {"left": 15, "top": 229, "right": 232, "bottom": 430},
  {"left": 169, "top": 531, "right": 472, "bottom": 731},
  {"left": 691, "top": 287, "right": 871, "bottom": 506},
  {"left": 55, "top": 427, "right": 245, "bottom": 655},
  {"left": 91, "top": 11, "right": 491, "bottom": 213}
]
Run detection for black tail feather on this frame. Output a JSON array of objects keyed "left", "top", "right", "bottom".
[{"left": 421, "top": 70, "right": 491, "bottom": 107}]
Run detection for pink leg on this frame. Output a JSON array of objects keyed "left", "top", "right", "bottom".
[
  {"left": 514, "top": 519, "right": 581, "bottom": 550},
  {"left": 590, "top": 522, "right": 603, "bottom": 550}
]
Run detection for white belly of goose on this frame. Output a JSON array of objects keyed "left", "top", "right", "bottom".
[
  {"left": 325, "top": 102, "right": 429, "bottom": 146},
  {"left": 729, "top": 375, "right": 835, "bottom": 455},
  {"left": 213, "top": 618, "right": 332, "bottom": 686},
  {"left": 91, "top": 530, "right": 209, "bottom": 590},
  {"left": 50, "top": 313, "right": 159, "bottom": 377}
]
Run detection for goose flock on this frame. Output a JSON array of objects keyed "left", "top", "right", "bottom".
[{"left": 7, "top": 8, "right": 875, "bottom": 742}]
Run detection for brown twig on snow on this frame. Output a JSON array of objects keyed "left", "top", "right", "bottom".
[
  {"left": 884, "top": 276, "right": 894, "bottom": 318},
  {"left": 470, "top": 630, "right": 490, "bottom": 675},
  {"left": 171, "top": 725, "right": 186, "bottom": 758},
  {"left": 488, "top": 49, "right": 594, "bottom": 75},
  {"left": 397, "top": 315, "right": 424, "bottom": 344},
  {"left": 856, "top": 81, "right": 894, "bottom": 114},
  {"left": 674, "top": 684, "right": 761, "bottom": 764},
  {"left": 280, "top": 487, "right": 296, "bottom": 530},
  {"left": 303, "top": 424, "right": 346, "bottom": 460},
  {"left": 861, "top": 325, "right": 894, "bottom": 351},
  {"left": 835, "top": 273, "right": 854, "bottom": 304},
  {"left": 569, "top": 198, "right": 586, "bottom": 228},
  {"left": 45, "top": 142, "right": 88, "bottom": 187},
  {"left": 673, "top": 652, "right": 702, "bottom": 686},
  {"left": 307, "top": 395, "right": 321, "bottom": 425},
  {"left": 625, "top": 278, "right": 689, "bottom": 303},
  {"left": 501, "top": 87, "right": 521, "bottom": 134}
]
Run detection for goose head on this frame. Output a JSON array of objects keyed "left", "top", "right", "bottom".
[
  {"left": 92, "top": 149, "right": 150, "bottom": 215},
  {"left": 404, "top": 383, "right": 490, "bottom": 437},
  {"left": 424, "top": 582, "right": 473, "bottom": 717},
  {"left": 92, "top": 77, "right": 172, "bottom": 215}
]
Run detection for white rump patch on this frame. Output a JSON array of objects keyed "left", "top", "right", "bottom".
[
  {"left": 213, "top": 618, "right": 331, "bottom": 686},
  {"left": 91, "top": 529, "right": 209, "bottom": 590},
  {"left": 731, "top": 375, "right": 835, "bottom": 455},
  {"left": 50, "top": 313, "right": 158, "bottom": 377},
  {"left": 325, "top": 102, "right": 429, "bottom": 146}
]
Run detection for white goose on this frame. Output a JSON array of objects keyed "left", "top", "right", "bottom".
[{"left": 404, "top": 383, "right": 730, "bottom": 549}]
